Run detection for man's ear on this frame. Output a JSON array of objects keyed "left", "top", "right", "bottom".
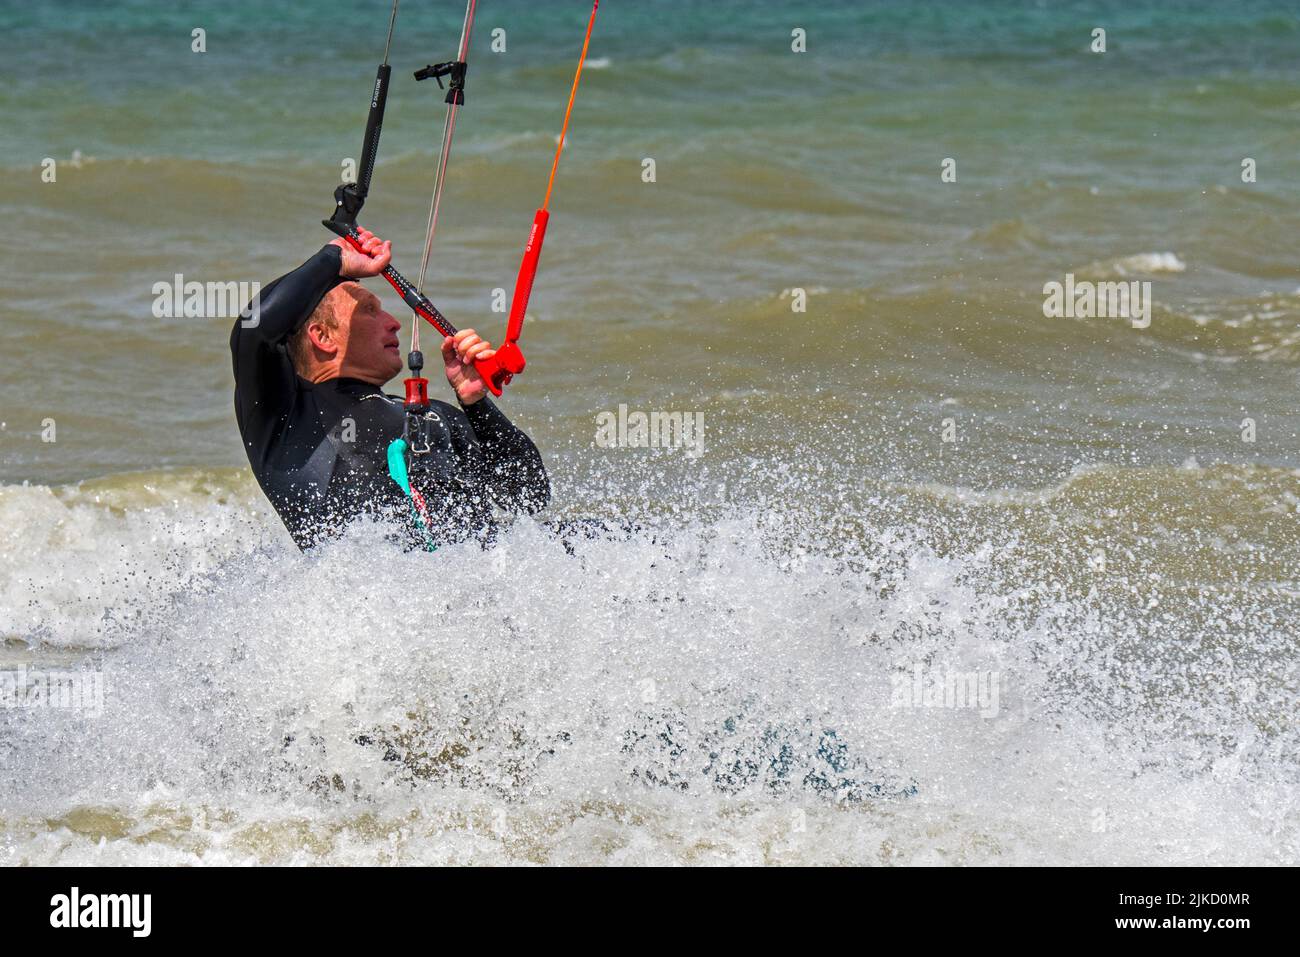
[{"left": 305, "top": 320, "right": 339, "bottom": 357}]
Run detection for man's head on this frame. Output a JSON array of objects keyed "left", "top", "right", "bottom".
[{"left": 288, "top": 282, "right": 403, "bottom": 385}]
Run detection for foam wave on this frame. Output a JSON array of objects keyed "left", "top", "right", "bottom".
[
  {"left": 1110, "top": 252, "right": 1188, "bottom": 276},
  {"left": 0, "top": 469, "right": 278, "bottom": 647},
  {"left": 0, "top": 461, "right": 1295, "bottom": 864}
]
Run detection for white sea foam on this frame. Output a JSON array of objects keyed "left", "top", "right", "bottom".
[
  {"left": 1111, "top": 252, "right": 1187, "bottom": 276},
  {"left": 0, "top": 471, "right": 1293, "bottom": 865}
]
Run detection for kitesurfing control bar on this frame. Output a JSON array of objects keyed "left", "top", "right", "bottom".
[
  {"left": 322, "top": 222, "right": 455, "bottom": 338},
  {"left": 323, "top": 221, "right": 515, "bottom": 394},
  {"left": 321, "top": 1, "right": 511, "bottom": 390},
  {"left": 322, "top": 0, "right": 599, "bottom": 399}
]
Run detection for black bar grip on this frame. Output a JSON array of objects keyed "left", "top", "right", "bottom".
[{"left": 357, "top": 63, "right": 392, "bottom": 197}]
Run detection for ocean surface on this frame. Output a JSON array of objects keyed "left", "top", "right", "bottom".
[{"left": 2, "top": 0, "right": 1298, "bottom": 865}]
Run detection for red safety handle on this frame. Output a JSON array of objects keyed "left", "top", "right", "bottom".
[
  {"left": 471, "top": 208, "right": 547, "bottom": 395},
  {"left": 472, "top": 341, "right": 525, "bottom": 397},
  {"left": 506, "top": 209, "right": 549, "bottom": 343}
]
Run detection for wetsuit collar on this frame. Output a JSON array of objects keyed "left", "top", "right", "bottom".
[{"left": 297, "top": 375, "right": 386, "bottom": 395}]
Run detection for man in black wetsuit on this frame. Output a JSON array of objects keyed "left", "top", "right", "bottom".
[{"left": 231, "top": 229, "right": 549, "bottom": 549}]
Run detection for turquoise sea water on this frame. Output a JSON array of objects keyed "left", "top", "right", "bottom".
[{"left": 1, "top": 1, "right": 1297, "bottom": 865}]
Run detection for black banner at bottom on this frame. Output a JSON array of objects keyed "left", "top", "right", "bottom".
[{"left": 0, "top": 865, "right": 1286, "bottom": 944}]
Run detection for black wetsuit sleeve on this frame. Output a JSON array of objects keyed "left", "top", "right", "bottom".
[
  {"left": 460, "top": 398, "right": 551, "bottom": 513},
  {"left": 230, "top": 245, "right": 343, "bottom": 455}
]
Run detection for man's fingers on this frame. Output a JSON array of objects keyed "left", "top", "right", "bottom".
[
  {"left": 453, "top": 330, "right": 496, "bottom": 363},
  {"left": 350, "top": 228, "right": 391, "bottom": 261},
  {"left": 441, "top": 329, "right": 498, "bottom": 375}
]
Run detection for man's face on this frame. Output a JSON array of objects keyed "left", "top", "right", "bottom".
[{"left": 335, "top": 283, "right": 403, "bottom": 384}]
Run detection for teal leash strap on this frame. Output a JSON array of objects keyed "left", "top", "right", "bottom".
[
  {"left": 386, "top": 438, "right": 412, "bottom": 495},
  {"left": 387, "top": 438, "right": 437, "bottom": 552}
]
